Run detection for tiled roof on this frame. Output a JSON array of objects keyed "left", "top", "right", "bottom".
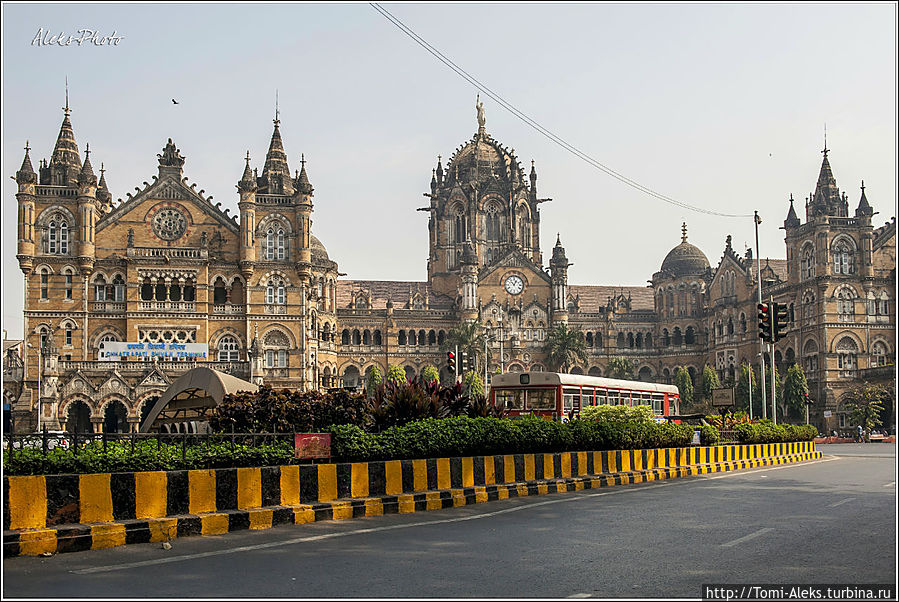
[
  {"left": 336, "top": 280, "right": 454, "bottom": 309},
  {"left": 760, "top": 259, "right": 788, "bottom": 282},
  {"left": 568, "top": 284, "right": 655, "bottom": 312}
]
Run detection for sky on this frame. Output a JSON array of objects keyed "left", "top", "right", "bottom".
[{"left": 2, "top": 2, "right": 896, "bottom": 340}]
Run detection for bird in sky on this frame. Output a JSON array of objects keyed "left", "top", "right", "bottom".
[{"left": 172, "top": 99, "right": 179, "bottom": 104}]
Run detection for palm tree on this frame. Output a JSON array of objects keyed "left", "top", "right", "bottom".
[
  {"left": 542, "top": 323, "right": 588, "bottom": 372},
  {"left": 444, "top": 321, "right": 488, "bottom": 373}
]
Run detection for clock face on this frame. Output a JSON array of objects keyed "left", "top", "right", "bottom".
[{"left": 504, "top": 274, "right": 524, "bottom": 295}]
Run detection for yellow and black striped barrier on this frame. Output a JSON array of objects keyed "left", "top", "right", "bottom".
[{"left": 3, "top": 442, "right": 820, "bottom": 557}]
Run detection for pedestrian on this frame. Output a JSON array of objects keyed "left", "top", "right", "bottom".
[{"left": 856, "top": 424, "right": 864, "bottom": 443}]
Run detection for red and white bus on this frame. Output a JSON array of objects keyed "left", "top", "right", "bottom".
[{"left": 489, "top": 372, "right": 680, "bottom": 420}]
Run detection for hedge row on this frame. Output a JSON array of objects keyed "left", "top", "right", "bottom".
[
  {"left": 3, "top": 439, "right": 296, "bottom": 476},
  {"left": 734, "top": 421, "right": 818, "bottom": 444},
  {"left": 329, "top": 415, "right": 697, "bottom": 462}
]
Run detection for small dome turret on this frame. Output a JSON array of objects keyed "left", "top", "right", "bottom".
[{"left": 659, "top": 223, "right": 710, "bottom": 277}]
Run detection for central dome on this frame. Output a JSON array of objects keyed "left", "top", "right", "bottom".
[
  {"left": 443, "top": 132, "right": 525, "bottom": 186},
  {"left": 310, "top": 234, "right": 329, "bottom": 262},
  {"left": 660, "top": 225, "right": 709, "bottom": 277}
]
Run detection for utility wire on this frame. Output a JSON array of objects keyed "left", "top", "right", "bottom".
[{"left": 370, "top": 3, "right": 753, "bottom": 219}]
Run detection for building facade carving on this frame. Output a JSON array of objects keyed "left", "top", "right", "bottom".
[{"left": 8, "top": 101, "right": 895, "bottom": 433}]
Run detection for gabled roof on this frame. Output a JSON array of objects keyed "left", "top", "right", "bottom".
[
  {"left": 336, "top": 280, "right": 453, "bottom": 310},
  {"left": 478, "top": 246, "right": 551, "bottom": 285},
  {"left": 568, "top": 284, "right": 654, "bottom": 312}
]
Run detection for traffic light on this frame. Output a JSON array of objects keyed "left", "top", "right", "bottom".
[
  {"left": 461, "top": 351, "right": 469, "bottom": 372},
  {"left": 446, "top": 351, "right": 455, "bottom": 374},
  {"left": 773, "top": 302, "right": 790, "bottom": 342},
  {"left": 757, "top": 302, "right": 772, "bottom": 342}
]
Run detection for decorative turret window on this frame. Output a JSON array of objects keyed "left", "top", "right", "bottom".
[
  {"left": 94, "top": 275, "right": 107, "bottom": 301},
  {"left": 519, "top": 215, "right": 530, "bottom": 248},
  {"left": 265, "top": 227, "right": 286, "bottom": 261},
  {"left": 836, "top": 337, "right": 858, "bottom": 374},
  {"left": 831, "top": 238, "right": 855, "bottom": 275},
  {"left": 46, "top": 219, "right": 69, "bottom": 255},
  {"left": 263, "top": 330, "right": 289, "bottom": 368},
  {"left": 871, "top": 341, "right": 889, "bottom": 367}
]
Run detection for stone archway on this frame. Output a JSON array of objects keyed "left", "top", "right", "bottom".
[
  {"left": 103, "top": 400, "right": 128, "bottom": 433},
  {"left": 66, "top": 401, "right": 92, "bottom": 434}
]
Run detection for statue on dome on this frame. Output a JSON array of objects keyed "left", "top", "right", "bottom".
[{"left": 476, "top": 95, "right": 485, "bottom": 129}]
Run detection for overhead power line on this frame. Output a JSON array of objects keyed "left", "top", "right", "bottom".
[{"left": 370, "top": 2, "right": 753, "bottom": 219}]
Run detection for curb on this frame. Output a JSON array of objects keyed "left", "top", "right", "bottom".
[{"left": 3, "top": 450, "right": 822, "bottom": 558}]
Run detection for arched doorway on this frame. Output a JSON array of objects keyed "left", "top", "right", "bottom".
[
  {"left": 67, "top": 401, "right": 92, "bottom": 433},
  {"left": 638, "top": 366, "right": 653, "bottom": 382},
  {"left": 343, "top": 365, "right": 361, "bottom": 389},
  {"left": 103, "top": 400, "right": 128, "bottom": 433}
]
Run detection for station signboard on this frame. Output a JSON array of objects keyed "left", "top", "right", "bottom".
[{"left": 98, "top": 341, "right": 208, "bottom": 361}]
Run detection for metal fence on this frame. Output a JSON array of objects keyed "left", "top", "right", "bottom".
[{"left": 3, "top": 430, "right": 296, "bottom": 459}]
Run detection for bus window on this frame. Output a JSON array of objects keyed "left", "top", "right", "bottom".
[
  {"left": 496, "top": 390, "right": 525, "bottom": 410},
  {"left": 582, "top": 388, "right": 594, "bottom": 407},
  {"left": 651, "top": 393, "right": 664, "bottom": 415},
  {"left": 596, "top": 388, "right": 607, "bottom": 405},
  {"left": 562, "top": 387, "right": 581, "bottom": 414},
  {"left": 667, "top": 395, "right": 678, "bottom": 416},
  {"left": 527, "top": 388, "right": 555, "bottom": 410},
  {"left": 607, "top": 390, "right": 619, "bottom": 406}
]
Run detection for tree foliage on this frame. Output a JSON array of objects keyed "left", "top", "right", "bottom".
[
  {"left": 605, "top": 357, "right": 637, "bottom": 381},
  {"left": 843, "top": 383, "right": 889, "bottom": 434},
  {"left": 420, "top": 365, "right": 440, "bottom": 385},
  {"left": 699, "top": 365, "right": 720, "bottom": 402},
  {"left": 385, "top": 364, "right": 407, "bottom": 385},
  {"left": 365, "top": 365, "right": 383, "bottom": 397},
  {"left": 782, "top": 364, "right": 809, "bottom": 417},
  {"left": 735, "top": 363, "right": 760, "bottom": 414},
  {"left": 542, "top": 323, "right": 588, "bottom": 372},
  {"left": 462, "top": 370, "right": 484, "bottom": 398},
  {"left": 673, "top": 366, "right": 694, "bottom": 405}
]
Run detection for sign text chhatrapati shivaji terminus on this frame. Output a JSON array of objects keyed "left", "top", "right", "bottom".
[{"left": 97, "top": 342, "right": 208, "bottom": 361}]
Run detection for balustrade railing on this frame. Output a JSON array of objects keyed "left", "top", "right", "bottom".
[{"left": 138, "top": 301, "right": 196, "bottom": 312}]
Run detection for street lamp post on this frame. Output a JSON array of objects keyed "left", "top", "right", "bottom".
[{"left": 26, "top": 342, "right": 42, "bottom": 433}]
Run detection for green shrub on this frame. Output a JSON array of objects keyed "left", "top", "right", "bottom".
[
  {"left": 733, "top": 420, "right": 817, "bottom": 444},
  {"left": 699, "top": 425, "right": 720, "bottom": 446}
]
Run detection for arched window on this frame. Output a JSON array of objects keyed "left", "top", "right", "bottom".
[
  {"left": 673, "top": 327, "right": 683, "bottom": 346},
  {"left": 871, "top": 341, "right": 889, "bottom": 367},
  {"left": 341, "top": 329, "right": 350, "bottom": 345},
  {"left": 265, "top": 226, "right": 287, "bottom": 261},
  {"left": 398, "top": 330, "right": 407, "bottom": 346},
  {"left": 836, "top": 337, "right": 858, "bottom": 373},
  {"left": 662, "top": 329, "right": 670, "bottom": 347},
  {"left": 63, "top": 268, "right": 74, "bottom": 300},
  {"left": 40, "top": 268, "right": 49, "bottom": 299},
  {"left": 263, "top": 330, "right": 290, "bottom": 368},
  {"left": 616, "top": 332, "right": 625, "bottom": 348},
  {"left": 437, "top": 330, "right": 445, "bottom": 346},
  {"left": 94, "top": 275, "right": 107, "bottom": 301},
  {"left": 47, "top": 219, "right": 69, "bottom": 255},
  {"left": 803, "top": 339, "right": 819, "bottom": 373},
  {"left": 217, "top": 335, "right": 240, "bottom": 361},
  {"left": 740, "top": 313, "right": 747, "bottom": 333},
  {"left": 64, "top": 322, "right": 74, "bottom": 346},
  {"left": 837, "top": 288, "right": 855, "bottom": 322},
  {"left": 266, "top": 278, "right": 286, "bottom": 305},
  {"left": 352, "top": 329, "right": 361, "bottom": 345},
  {"left": 586, "top": 332, "right": 594, "bottom": 347},
  {"left": 832, "top": 239, "right": 855, "bottom": 275},
  {"left": 727, "top": 317, "right": 734, "bottom": 336},
  {"left": 112, "top": 274, "right": 125, "bottom": 302},
  {"left": 685, "top": 326, "right": 695, "bottom": 345},
  {"left": 454, "top": 209, "right": 466, "bottom": 244},
  {"left": 486, "top": 205, "right": 500, "bottom": 241},
  {"left": 373, "top": 330, "right": 382, "bottom": 346},
  {"left": 519, "top": 215, "right": 530, "bottom": 248},
  {"left": 361, "top": 330, "right": 371, "bottom": 345},
  {"left": 627, "top": 333, "right": 635, "bottom": 348},
  {"left": 213, "top": 278, "right": 227, "bottom": 305},
  {"left": 801, "top": 244, "right": 815, "bottom": 280},
  {"left": 428, "top": 330, "right": 436, "bottom": 346}
]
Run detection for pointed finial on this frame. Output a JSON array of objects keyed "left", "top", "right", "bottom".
[
  {"left": 64, "top": 77, "right": 70, "bottom": 115},
  {"left": 681, "top": 222, "right": 688, "bottom": 243},
  {"left": 245, "top": 150, "right": 251, "bottom": 166},
  {"left": 301, "top": 153, "right": 306, "bottom": 168},
  {"left": 861, "top": 180, "right": 865, "bottom": 192},
  {"left": 274, "top": 90, "right": 280, "bottom": 126},
  {"left": 100, "top": 162, "right": 105, "bottom": 176},
  {"left": 822, "top": 123, "right": 828, "bottom": 158},
  {"left": 84, "top": 143, "right": 90, "bottom": 158}
]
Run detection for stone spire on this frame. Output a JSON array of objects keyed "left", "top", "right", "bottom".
[
  {"left": 78, "top": 144, "right": 97, "bottom": 186},
  {"left": 48, "top": 100, "right": 82, "bottom": 185},
  {"left": 784, "top": 193, "right": 800, "bottom": 228},
  {"left": 855, "top": 180, "right": 874, "bottom": 217},
  {"left": 237, "top": 151, "right": 257, "bottom": 192},
  {"left": 435, "top": 155, "right": 443, "bottom": 185},
  {"left": 15, "top": 141, "right": 37, "bottom": 184},
  {"left": 97, "top": 162, "right": 112, "bottom": 208},
  {"left": 259, "top": 114, "right": 294, "bottom": 195},
  {"left": 295, "top": 153, "right": 313, "bottom": 195},
  {"left": 808, "top": 144, "right": 846, "bottom": 218}
]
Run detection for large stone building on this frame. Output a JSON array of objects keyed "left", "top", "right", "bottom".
[{"left": 8, "top": 99, "right": 895, "bottom": 434}]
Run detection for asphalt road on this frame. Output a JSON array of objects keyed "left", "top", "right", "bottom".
[{"left": 3, "top": 444, "right": 896, "bottom": 599}]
